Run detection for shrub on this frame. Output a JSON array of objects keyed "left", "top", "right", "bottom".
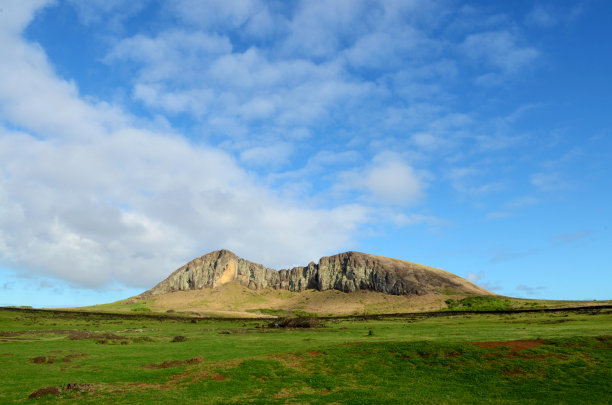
[
  {"left": 269, "top": 317, "right": 322, "bottom": 328},
  {"left": 171, "top": 335, "right": 188, "bottom": 342},
  {"left": 131, "top": 307, "right": 152, "bottom": 312}
]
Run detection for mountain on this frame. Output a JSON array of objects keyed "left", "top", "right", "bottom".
[{"left": 141, "top": 249, "right": 491, "bottom": 297}]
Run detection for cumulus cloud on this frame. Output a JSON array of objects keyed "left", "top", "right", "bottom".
[
  {"left": 0, "top": 1, "right": 556, "bottom": 293},
  {"left": 0, "top": 2, "right": 370, "bottom": 289},
  {"left": 338, "top": 153, "right": 424, "bottom": 206}
]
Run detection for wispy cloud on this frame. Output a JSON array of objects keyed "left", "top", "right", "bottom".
[
  {"left": 466, "top": 271, "right": 502, "bottom": 291},
  {"left": 461, "top": 30, "right": 539, "bottom": 79},
  {"left": 555, "top": 230, "right": 593, "bottom": 244},
  {"left": 516, "top": 284, "right": 546, "bottom": 295},
  {"left": 489, "top": 248, "right": 540, "bottom": 264}
]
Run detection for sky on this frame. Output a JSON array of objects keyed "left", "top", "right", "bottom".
[{"left": 0, "top": 0, "right": 610, "bottom": 307}]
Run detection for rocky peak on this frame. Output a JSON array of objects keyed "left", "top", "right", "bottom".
[{"left": 141, "top": 249, "right": 491, "bottom": 297}]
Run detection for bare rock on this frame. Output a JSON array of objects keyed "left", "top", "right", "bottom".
[{"left": 141, "top": 250, "right": 491, "bottom": 297}]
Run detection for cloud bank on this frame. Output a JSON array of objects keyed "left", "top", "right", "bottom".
[{"left": 0, "top": 0, "right": 572, "bottom": 293}]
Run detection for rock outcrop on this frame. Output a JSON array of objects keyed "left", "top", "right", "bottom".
[{"left": 141, "top": 250, "right": 491, "bottom": 297}]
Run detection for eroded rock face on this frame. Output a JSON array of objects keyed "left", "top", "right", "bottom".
[{"left": 142, "top": 250, "right": 490, "bottom": 296}]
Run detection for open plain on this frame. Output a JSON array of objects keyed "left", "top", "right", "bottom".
[{"left": 1, "top": 305, "right": 610, "bottom": 404}]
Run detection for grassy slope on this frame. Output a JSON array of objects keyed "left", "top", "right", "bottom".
[
  {"left": 76, "top": 282, "right": 610, "bottom": 317},
  {"left": 1, "top": 308, "right": 611, "bottom": 403}
]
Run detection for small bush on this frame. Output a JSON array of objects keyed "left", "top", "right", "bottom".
[
  {"left": 171, "top": 335, "right": 188, "bottom": 342},
  {"left": 269, "top": 317, "right": 322, "bottom": 328},
  {"left": 131, "top": 307, "right": 152, "bottom": 313},
  {"left": 29, "top": 386, "right": 60, "bottom": 399}
]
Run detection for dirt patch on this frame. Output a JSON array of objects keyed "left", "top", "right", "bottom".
[
  {"left": 307, "top": 351, "right": 322, "bottom": 357},
  {"left": 142, "top": 356, "right": 204, "bottom": 369},
  {"left": 469, "top": 339, "right": 544, "bottom": 351},
  {"left": 169, "top": 371, "right": 209, "bottom": 385},
  {"left": 62, "top": 352, "right": 88, "bottom": 363},
  {"left": 274, "top": 387, "right": 317, "bottom": 399},
  {"left": 212, "top": 374, "right": 225, "bottom": 381},
  {"left": 269, "top": 353, "right": 308, "bottom": 370}
]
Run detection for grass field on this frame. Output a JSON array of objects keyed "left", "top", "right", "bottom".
[{"left": 1, "top": 307, "right": 611, "bottom": 404}]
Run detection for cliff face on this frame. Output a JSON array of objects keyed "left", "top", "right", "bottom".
[{"left": 142, "top": 250, "right": 491, "bottom": 297}]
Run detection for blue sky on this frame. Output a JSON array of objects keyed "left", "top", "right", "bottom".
[{"left": 0, "top": 0, "right": 610, "bottom": 307}]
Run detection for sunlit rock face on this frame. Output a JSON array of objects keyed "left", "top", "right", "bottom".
[{"left": 142, "top": 249, "right": 491, "bottom": 297}]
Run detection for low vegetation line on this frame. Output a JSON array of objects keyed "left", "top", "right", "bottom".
[{"left": 2, "top": 304, "right": 610, "bottom": 322}]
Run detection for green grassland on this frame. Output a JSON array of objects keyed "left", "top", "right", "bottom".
[{"left": 1, "top": 307, "right": 611, "bottom": 404}]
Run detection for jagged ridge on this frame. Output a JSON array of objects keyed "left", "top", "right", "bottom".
[{"left": 142, "top": 250, "right": 491, "bottom": 297}]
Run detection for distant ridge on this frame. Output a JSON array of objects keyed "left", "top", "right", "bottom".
[{"left": 141, "top": 250, "right": 491, "bottom": 297}]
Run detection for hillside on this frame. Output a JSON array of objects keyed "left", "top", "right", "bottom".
[{"left": 81, "top": 250, "right": 495, "bottom": 317}]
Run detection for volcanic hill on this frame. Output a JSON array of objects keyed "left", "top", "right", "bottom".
[
  {"left": 100, "top": 250, "right": 495, "bottom": 317},
  {"left": 142, "top": 249, "right": 489, "bottom": 297}
]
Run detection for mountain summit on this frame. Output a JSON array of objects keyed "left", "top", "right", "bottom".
[{"left": 141, "top": 250, "right": 491, "bottom": 297}]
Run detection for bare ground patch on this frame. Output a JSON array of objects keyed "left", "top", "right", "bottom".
[{"left": 142, "top": 356, "right": 204, "bottom": 369}]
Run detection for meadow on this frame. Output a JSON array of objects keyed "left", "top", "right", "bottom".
[{"left": 0, "top": 307, "right": 610, "bottom": 404}]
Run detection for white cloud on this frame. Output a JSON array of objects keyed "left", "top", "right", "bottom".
[
  {"left": 462, "top": 30, "right": 538, "bottom": 74},
  {"left": 167, "top": 0, "right": 267, "bottom": 32},
  {"left": 338, "top": 153, "right": 424, "bottom": 206},
  {"left": 240, "top": 143, "right": 293, "bottom": 167},
  {"left": 0, "top": 0, "right": 562, "bottom": 293},
  {"left": 66, "top": 0, "right": 147, "bottom": 28},
  {"left": 531, "top": 171, "right": 567, "bottom": 190},
  {"left": 448, "top": 167, "right": 505, "bottom": 195},
  {"left": 0, "top": 3, "right": 371, "bottom": 289},
  {"left": 466, "top": 271, "right": 483, "bottom": 283},
  {"left": 0, "top": 0, "right": 52, "bottom": 35}
]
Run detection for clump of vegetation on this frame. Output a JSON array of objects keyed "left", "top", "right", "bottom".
[
  {"left": 445, "top": 296, "right": 515, "bottom": 311},
  {"left": 30, "top": 356, "right": 55, "bottom": 364},
  {"left": 171, "top": 335, "right": 188, "bottom": 342},
  {"left": 131, "top": 336, "right": 154, "bottom": 343},
  {"left": 269, "top": 317, "right": 322, "bottom": 328},
  {"left": 131, "top": 307, "right": 152, "bottom": 313},
  {"left": 28, "top": 386, "right": 60, "bottom": 399}
]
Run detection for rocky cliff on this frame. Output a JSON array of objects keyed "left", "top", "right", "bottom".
[{"left": 141, "top": 250, "right": 491, "bottom": 297}]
